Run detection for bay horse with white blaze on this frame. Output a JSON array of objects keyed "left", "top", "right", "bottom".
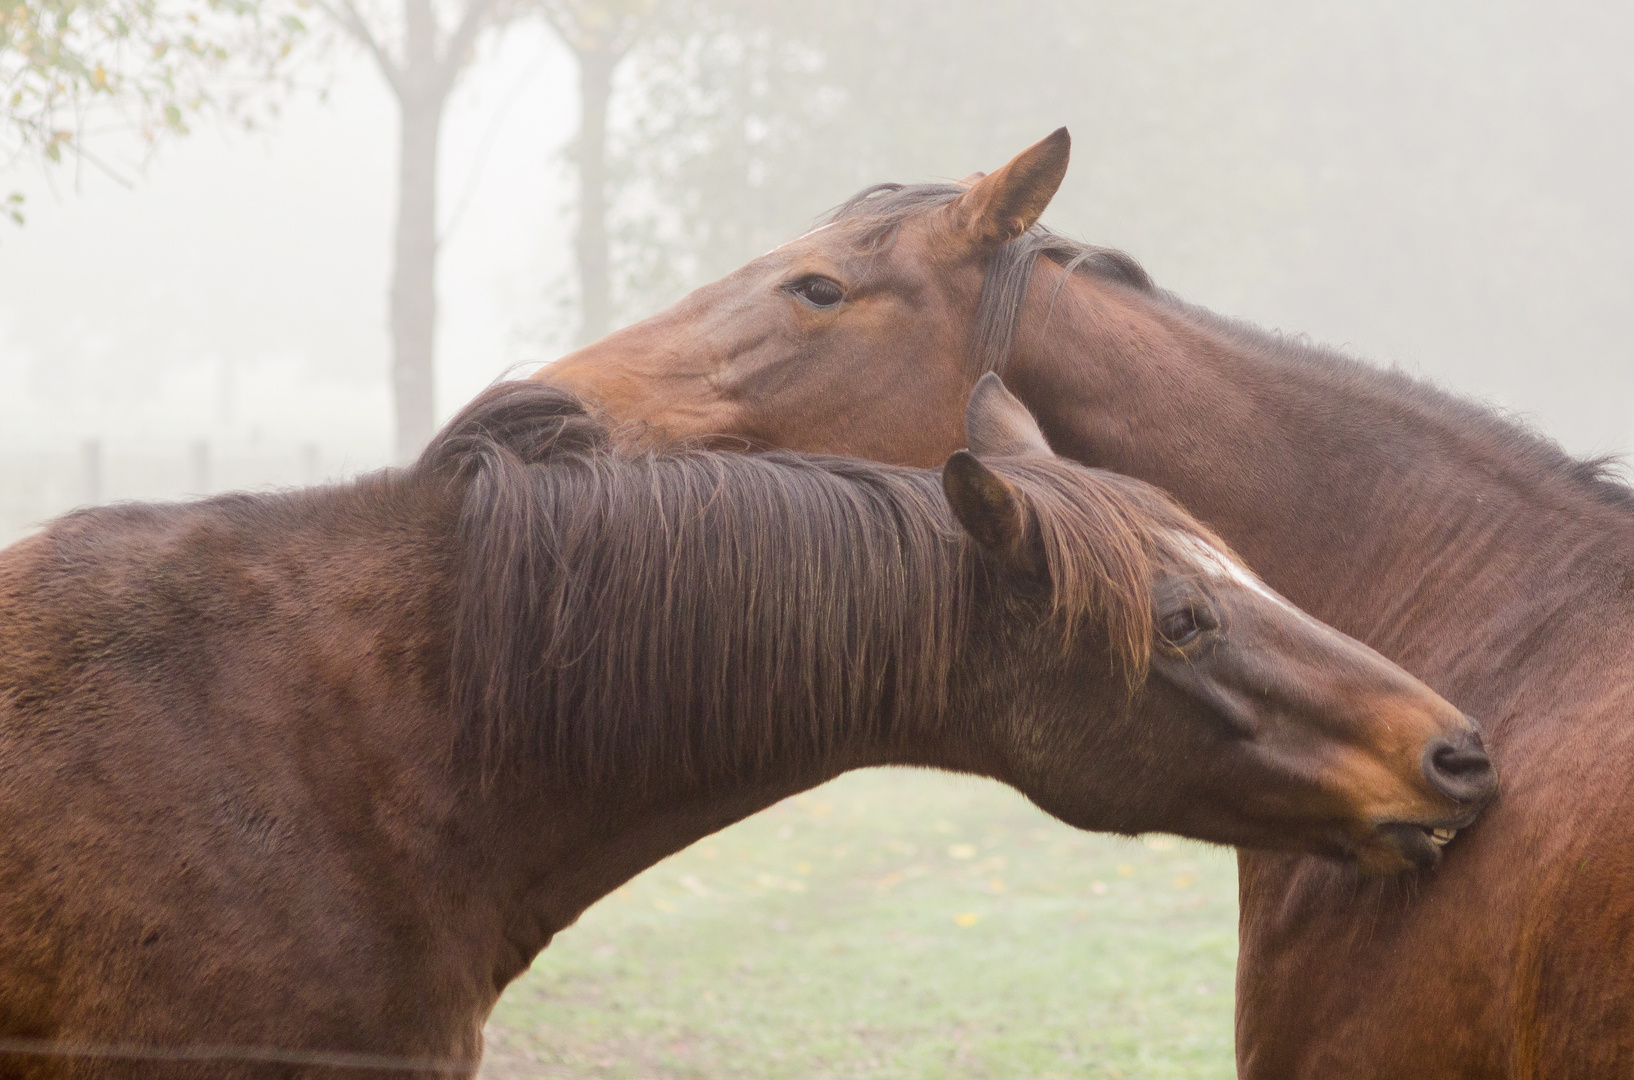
[
  {"left": 0, "top": 378, "right": 1488, "bottom": 1077},
  {"left": 542, "top": 127, "right": 1634, "bottom": 1078}
]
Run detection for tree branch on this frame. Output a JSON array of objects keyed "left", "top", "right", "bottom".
[
  {"left": 312, "top": 0, "right": 404, "bottom": 93},
  {"left": 538, "top": 1, "right": 663, "bottom": 65},
  {"left": 436, "top": 0, "right": 501, "bottom": 92},
  {"left": 535, "top": 1, "right": 578, "bottom": 51},
  {"left": 609, "top": 0, "right": 664, "bottom": 58}
]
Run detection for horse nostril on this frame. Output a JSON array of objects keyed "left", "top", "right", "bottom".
[
  {"left": 1423, "top": 729, "right": 1497, "bottom": 805},
  {"left": 1432, "top": 743, "right": 1488, "bottom": 776}
]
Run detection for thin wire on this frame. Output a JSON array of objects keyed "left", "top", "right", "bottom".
[{"left": 0, "top": 1036, "right": 476, "bottom": 1074}]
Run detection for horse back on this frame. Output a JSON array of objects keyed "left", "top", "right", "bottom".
[{"left": 0, "top": 503, "right": 493, "bottom": 1072}]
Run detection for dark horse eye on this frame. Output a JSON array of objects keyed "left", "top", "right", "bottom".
[
  {"left": 787, "top": 276, "right": 844, "bottom": 308},
  {"left": 1159, "top": 606, "right": 1210, "bottom": 647}
]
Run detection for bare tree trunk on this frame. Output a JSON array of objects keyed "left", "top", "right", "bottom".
[
  {"left": 540, "top": 2, "right": 656, "bottom": 346},
  {"left": 326, "top": 0, "right": 490, "bottom": 463},
  {"left": 574, "top": 47, "right": 615, "bottom": 345},
  {"left": 392, "top": 88, "right": 442, "bottom": 462}
]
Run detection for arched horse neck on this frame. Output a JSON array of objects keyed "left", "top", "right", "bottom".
[
  {"left": 998, "top": 256, "right": 1634, "bottom": 713},
  {"left": 432, "top": 382, "right": 1172, "bottom": 807},
  {"left": 442, "top": 451, "right": 1002, "bottom": 803}
]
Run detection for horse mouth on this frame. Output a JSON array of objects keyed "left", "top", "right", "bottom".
[{"left": 1356, "top": 821, "right": 1464, "bottom": 874}]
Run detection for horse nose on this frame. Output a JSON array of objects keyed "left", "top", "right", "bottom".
[{"left": 1422, "top": 722, "right": 1497, "bottom": 806}]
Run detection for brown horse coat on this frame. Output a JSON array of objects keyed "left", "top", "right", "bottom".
[
  {"left": 0, "top": 380, "right": 1487, "bottom": 1077},
  {"left": 541, "top": 129, "right": 1632, "bottom": 1078}
]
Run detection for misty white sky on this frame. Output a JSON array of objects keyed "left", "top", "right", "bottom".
[
  {"left": 1, "top": 9, "right": 1630, "bottom": 494},
  {"left": 0, "top": 24, "right": 578, "bottom": 462}
]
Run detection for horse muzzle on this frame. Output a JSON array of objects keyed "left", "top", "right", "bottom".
[{"left": 1421, "top": 722, "right": 1498, "bottom": 808}]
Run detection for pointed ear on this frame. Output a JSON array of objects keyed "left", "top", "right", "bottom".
[
  {"left": 948, "top": 127, "right": 1070, "bottom": 249},
  {"left": 966, "top": 373, "right": 1054, "bottom": 459},
  {"left": 943, "top": 450, "right": 1045, "bottom": 577}
]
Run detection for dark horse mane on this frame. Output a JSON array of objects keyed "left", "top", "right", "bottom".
[
  {"left": 825, "top": 183, "right": 1634, "bottom": 518},
  {"left": 421, "top": 382, "right": 1181, "bottom": 790}
]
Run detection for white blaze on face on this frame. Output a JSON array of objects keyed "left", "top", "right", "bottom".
[{"left": 1162, "top": 530, "right": 1309, "bottom": 620}]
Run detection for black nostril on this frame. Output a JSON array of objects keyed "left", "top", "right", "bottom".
[
  {"left": 1432, "top": 743, "right": 1489, "bottom": 777},
  {"left": 1423, "top": 727, "right": 1497, "bottom": 805}
]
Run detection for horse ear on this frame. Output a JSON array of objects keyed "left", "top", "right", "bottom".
[
  {"left": 949, "top": 127, "right": 1071, "bottom": 249},
  {"left": 943, "top": 450, "right": 1045, "bottom": 578},
  {"left": 966, "top": 373, "right": 1055, "bottom": 459}
]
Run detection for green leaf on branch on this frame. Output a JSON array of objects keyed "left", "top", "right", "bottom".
[{"left": 3, "top": 0, "right": 309, "bottom": 191}]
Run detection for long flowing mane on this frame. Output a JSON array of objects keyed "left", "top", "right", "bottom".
[
  {"left": 419, "top": 382, "right": 1174, "bottom": 789},
  {"left": 825, "top": 182, "right": 1634, "bottom": 517}
]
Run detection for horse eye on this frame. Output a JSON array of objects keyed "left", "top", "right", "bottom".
[
  {"left": 788, "top": 276, "right": 844, "bottom": 308},
  {"left": 1159, "top": 606, "right": 1213, "bottom": 647}
]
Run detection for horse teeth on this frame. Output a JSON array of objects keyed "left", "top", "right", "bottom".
[{"left": 1430, "top": 828, "right": 1456, "bottom": 846}]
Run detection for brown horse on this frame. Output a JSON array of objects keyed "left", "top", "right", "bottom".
[
  {"left": 0, "top": 378, "right": 1488, "bottom": 1077},
  {"left": 540, "top": 129, "right": 1634, "bottom": 1078}
]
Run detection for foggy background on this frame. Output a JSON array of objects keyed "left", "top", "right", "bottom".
[
  {"left": 3, "top": 4, "right": 1631, "bottom": 1071},
  {"left": 3, "top": 0, "right": 1632, "bottom": 547}
]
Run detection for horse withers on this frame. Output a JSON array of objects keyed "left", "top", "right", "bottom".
[
  {"left": 0, "top": 378, "right": 1489, "bottom": 1077},
  {"left": 535, "top": 129, "right": 1630, "bottom": 1078}
]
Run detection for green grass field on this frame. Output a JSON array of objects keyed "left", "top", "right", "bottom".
[{"left": 480, "top": 769, "right": 1239, "bottom": 1079}]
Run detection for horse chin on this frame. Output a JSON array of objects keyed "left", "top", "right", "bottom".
[{"left": 1354, "top": 822, "right": 1445, "bottom": 876}]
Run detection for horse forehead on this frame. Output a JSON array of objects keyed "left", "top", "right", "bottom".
[
  {"left": 761, "top": 221, "right": 840, "bottom": 257},
  {"left": 1161, "top": 529, "right": 1290, "bottom": 609},
  {"left": 763, "top": 204, "right": 952, "bottom": 261},
  {"left": 755, "top": 230, "right": 943, "bottom": 295}
]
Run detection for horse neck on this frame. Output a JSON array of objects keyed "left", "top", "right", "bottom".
[
  {"left": 514, "top": 728, "right": 980, "bottom": 962},
  {"left": 491, "top": 459, "right": 1002, "bottom": 785},
  {"left": 491, "top": 467, "right": 1006, "bottom": 953},
  {"left": 216, "top": 484, "right": 477, "bottom": 823},
  {"left": 501, "top": 667, "right": 1005, "bottom": 982},
  {"left": 1004, "top": 267, "right": 1634, "bottom": 716}
]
